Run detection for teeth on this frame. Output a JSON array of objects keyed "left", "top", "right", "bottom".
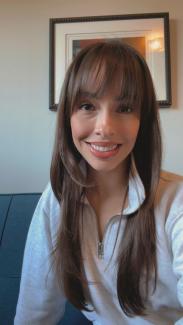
[{"left": 91, "top": 144, "right": 118, "bottom": 152}]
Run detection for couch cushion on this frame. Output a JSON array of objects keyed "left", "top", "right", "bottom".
[
  {"left": 0, "top": 193, "right": 92, "bottom": 325},
  {"left": 0, "top": 277, "right": 20, "bottom": 324},
  {"left": 0, "top": 193, "right": 41, "bottom": 277},
  {"left": 0, "top": 195, "right": 12, "bottom": 242},
  {"left": 0, "top": 193, "right": 41, "bottom": 324},
  {"left": 59, "top": 303, "right": 92, "bottom": 325}
]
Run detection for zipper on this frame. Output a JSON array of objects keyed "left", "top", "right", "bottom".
[
  {"left": 97, "top": 216, "right": 119, "bottom": 260},
  {"left": 98, "top": 241, "right": 104, "bottom": 259},
  {"left": 87, "top": 200, "right": 120, "bottom": 260}
]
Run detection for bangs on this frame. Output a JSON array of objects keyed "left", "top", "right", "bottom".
[{"left": 67, "top": 42, "right": 145, "bottom": 112}]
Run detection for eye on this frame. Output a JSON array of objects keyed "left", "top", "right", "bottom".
[
  {"left": 117, "top": 105, "right": 133, "bottom": 113},
  {"left": 79, "top": 102, "right": 95, "bottom": 111}
]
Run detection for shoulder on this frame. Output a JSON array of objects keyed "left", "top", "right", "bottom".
[
  {"left": 160, "top": 170, "right": 183, "bottom": 184},
  {"left": 155, "top": 170, "right": 183, "bottom": 227},
  {"left": 38, "top": 182, "right": 60, "bottom": 217},
  {"left": 156, "top": 171, "right": 183, "bottom": 207},
  {"left": 30, "top": 183, "right": 61, "bottom": 242},
  {"left": 156, "top": 173, "right": 183, "bottom": 282}
]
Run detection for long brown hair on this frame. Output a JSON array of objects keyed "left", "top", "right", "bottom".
[{"left": 50, "top": 41, "right": 162, "bottom": 316}]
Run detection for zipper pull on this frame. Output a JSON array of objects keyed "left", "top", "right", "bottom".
[{"left": 98, "top": 242, "right": 104, "bottom": 259}]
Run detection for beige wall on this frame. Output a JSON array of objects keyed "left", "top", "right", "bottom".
[{"left": 0, "top": 0, "right": 183, "bottom": 193}]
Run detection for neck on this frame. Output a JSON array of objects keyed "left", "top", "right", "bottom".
[
  {"left": 86, "top": 161, "right": 130, "bottom": 240},
  {"left": 87, "top": 160, "right": 130, "bottom": 198}
]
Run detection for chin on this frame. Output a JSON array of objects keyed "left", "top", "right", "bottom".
[{"left": 87, "top": 161, "right": 124, "bottom": 173}]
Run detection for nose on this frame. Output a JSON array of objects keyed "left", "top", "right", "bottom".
[{"left": 95, "top": 111, "right": 115, "bottom": 138}]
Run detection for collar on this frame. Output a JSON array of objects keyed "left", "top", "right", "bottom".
[{"left": 80, "top": 155, "right": 145, "bottom": 215}]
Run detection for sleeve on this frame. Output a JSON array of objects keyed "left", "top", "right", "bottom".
[
  {"left": 14, "top": 185, "right": 66, "bottom": 325},
  {"left": 166, "top": 210, "right": 183, "bottom": 325}
]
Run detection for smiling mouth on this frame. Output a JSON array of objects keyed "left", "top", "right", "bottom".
[
  {"left": 86, "top": 142, "right": 121, "bottom": 158},
  {"left": 90, "top": 143, "right": 119, "bottom": 152}
]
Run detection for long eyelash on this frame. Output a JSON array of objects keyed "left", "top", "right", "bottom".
[
  {"left": 118, "top": 105, "right": 133, "bottom": 113},
  {"left": 79, "top": 103, "right": 94, "bottom": 111}
]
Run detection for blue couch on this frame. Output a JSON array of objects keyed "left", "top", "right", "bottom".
[{"left": 0, "top": 193, "right": 92, "bottom": 325}]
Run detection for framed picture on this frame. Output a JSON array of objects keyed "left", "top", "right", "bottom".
[{"left": 49, "top": 12, "right": 171, "bottom": 111}]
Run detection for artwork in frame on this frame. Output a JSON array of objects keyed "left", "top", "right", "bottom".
[{"left": 49, "top": 13, "right": 171, "bottom": 111}]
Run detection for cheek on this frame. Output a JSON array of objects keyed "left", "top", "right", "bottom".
[
  {"left": 70, "top": 118, "right": 79, "bottom": 141},
  {"left": 70, "top": 115, "right": 91, "bottom": 143},
  {"left": 120, "top": 118, "right": 140, "bottom": 142},
  {"left": 131, "top": 121, "right": 140, "bottom": 139}
]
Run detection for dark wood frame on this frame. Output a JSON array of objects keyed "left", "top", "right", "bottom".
[{"left": 49, "top": 12, "right": 171, "bottom": 111}]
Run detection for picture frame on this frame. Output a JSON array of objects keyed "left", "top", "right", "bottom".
[{"left": 49, "top": 12, "right": 171, "bottom": 111}]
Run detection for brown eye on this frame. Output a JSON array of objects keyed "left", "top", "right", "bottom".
[
  {"left": 79, "top": 103, "right": 95, "bottom": 111},
  {"left": 117, "top": 105, "right": 133, "bottom": 113}
]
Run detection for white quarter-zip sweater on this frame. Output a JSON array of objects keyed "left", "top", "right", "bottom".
[{"left": 14, "top": 163, "right": 183, "bottom": 325}]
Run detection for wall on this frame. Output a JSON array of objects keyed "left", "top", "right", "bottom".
[{"left": 0, "top": 0, "right": 183, "bottom": 193}]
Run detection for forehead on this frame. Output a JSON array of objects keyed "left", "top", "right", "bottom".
[
  {"left": 75, "top": 66, "right": 127, "bottom": 101},
  {"left": 69, "top": 46, "right": 145, "bottom": 112},
  {"left": 78, "top": 85, "right": 125, "bottom": 101},
  {"left": 91, "top": 85, "right": 121, "bottom": 102},
  {"left": 74, "top": 70, "right": 141, "bottom": 108}
]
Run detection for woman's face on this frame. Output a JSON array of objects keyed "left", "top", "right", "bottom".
[{"left": 70, "top": 88, "right": 140, "bottom": 175}]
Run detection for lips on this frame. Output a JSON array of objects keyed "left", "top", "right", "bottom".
[
  {"left": 90, "top": 143, "right": 118, "bottom": 152},
  {"left": 87, "top": 142, "right": 121, "bottom": 158}
]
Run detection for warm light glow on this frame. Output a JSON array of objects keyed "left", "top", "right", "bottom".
[{"left": 149, "top": 37, "right": 164, "bottom": 52}]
